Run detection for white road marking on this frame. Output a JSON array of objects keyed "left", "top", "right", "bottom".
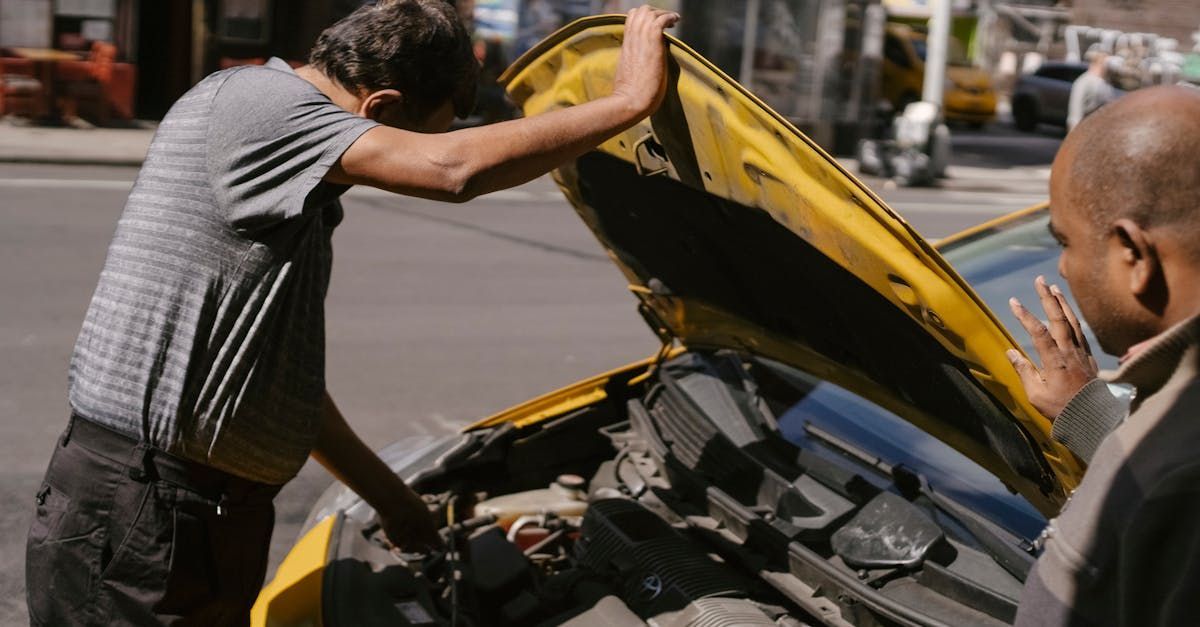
[
  {"left": 0, "top": 178, "right": 1039, "bottom": 213},
  {"left": 0, "top": 178, "right": 565, "bottom": 203}
]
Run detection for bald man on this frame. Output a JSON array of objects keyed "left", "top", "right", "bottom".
[{"left": 1004, "top": 85, "right": 1200, "bottom": 625}]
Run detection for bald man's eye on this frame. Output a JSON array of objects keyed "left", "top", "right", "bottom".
[{"left": 1046, "top": 223, "right": 1067, "bottom": 247}]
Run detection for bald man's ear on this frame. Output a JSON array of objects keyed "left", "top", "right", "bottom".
[
  {"left": 359, "top": 89, "right": 404, "bottom": 122},
  {"left": 1112, "top": 218, "right": 1159, "bottom": 297}
]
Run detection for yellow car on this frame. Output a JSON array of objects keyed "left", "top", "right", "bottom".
[
  {"left": 882, "top": 23, "right": 997, "bottom": 127},
  {"left": 253, "top": 17, "right": 1092, "bottom": 627}
]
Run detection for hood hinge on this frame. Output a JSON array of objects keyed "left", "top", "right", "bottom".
[{"left": 635, "top": 300, "right": 677, "bottom": 380}]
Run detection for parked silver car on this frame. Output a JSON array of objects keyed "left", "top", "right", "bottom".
[{"left": 1010, "top": 62, "right": 1088, "bottom": 132}]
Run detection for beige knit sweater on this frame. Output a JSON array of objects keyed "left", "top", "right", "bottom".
[{"left": 1016, "top": 315, "right": 1200, "bottom": 625}]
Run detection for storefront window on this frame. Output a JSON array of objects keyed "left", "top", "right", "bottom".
[
  {"left": 52, "top": 0, "right": 116, "bottom": 49},
  {"left": 0, "top": 0, "right": 53, "bottom": 48},
  {"left": 217, "top": 0, "right": 271, "bottom": 43},
  {"left": 55, "top": 0, "right": 114, "bottom": 18}
]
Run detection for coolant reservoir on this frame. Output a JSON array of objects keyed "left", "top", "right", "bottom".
[{"left": 474, "top": 474, "right": 588, "bottom": 529}]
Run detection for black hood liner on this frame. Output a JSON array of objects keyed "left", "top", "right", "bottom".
[{"left": 574, "top": 152, "right": 1053, "bottom": 494}]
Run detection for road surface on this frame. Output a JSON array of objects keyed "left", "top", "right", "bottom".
[{"left": 0, "top": 128, "right": 1058, "bottom": 624}]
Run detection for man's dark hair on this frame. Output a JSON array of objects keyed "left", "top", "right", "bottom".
[{"left": 309, "top": 0, "right": 478, "bottom": 122}]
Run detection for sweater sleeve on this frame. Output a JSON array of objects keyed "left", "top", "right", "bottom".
[{"left": 1051, "top": 378, "right": 1127, "bottom": 464}]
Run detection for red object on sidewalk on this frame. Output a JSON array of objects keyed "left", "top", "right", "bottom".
[
  {"left": 1, "top": 48, "right": 79, "bottom": 121},
  {"left": 55, "top": 42, "right": 138, "bottom": 122},
  {"left": 57, "top": 42, "right": 117, "bottom": 125},
  {"left": 0, "top": 56, "right": 47, "bottom": 118}
]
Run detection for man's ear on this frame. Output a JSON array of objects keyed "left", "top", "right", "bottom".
[
  {"left": 359, "top": 89, "right": 403, "bottom": 121},
  {"left": 1112, "top": 218, "right": 1159, "bottom": 296}
]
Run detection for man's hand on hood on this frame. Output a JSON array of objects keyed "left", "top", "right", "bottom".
[{"left": 612, "top": 5, "right": 681, "bottom": 119}]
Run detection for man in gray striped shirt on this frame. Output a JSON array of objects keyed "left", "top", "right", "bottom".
[{"left": 26, "top": 2, "right": 680, "bottom": 624}]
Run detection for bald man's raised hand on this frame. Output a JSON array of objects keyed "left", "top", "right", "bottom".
[{"left": 1006, "top": 276, "right": 1100, "bottom": 420}]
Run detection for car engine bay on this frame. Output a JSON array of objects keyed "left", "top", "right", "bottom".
[{"left": 316, "top": 351, "right": 1039, "bottom": 627}]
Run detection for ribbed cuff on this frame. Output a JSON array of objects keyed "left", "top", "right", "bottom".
[{"left": 1052, "top": 379, "right": 1128, "bottom": 464}]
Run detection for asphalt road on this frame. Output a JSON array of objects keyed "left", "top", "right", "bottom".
[{"left": 0, "top": 128, "right": 1059, "bottom": 624}]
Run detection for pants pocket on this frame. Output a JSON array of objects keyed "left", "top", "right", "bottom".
[
  {"left": 159, "top": 493, "right": 275, "bottom": 624},
  {"left": 92, "top": 480, "right": 175, "bottom": 624},
  {"left": 97, "top": 476, "right": 155, "bottom": 581},
  {"left": 26, "top": 482, "right": 95, "bottom": 626},
  {"left": 28, "top": 482, "right": 71, "bottom": 543},
  {"left": 94, "top": 481, "right": 276, "bottom": 624},
  {"left": 156, "top": 505, "right": 217, "bottom": 615}
]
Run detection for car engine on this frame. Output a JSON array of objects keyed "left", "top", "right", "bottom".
[
  {"left": 325, "top": 466, "right": 805, "bottom": 627},
  {"left": 314, "top": 351, "right": 1031, "bottom": 627}
]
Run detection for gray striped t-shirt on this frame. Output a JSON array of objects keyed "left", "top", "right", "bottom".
[{"left": 69, "top": 58, "right": 379, "bottom": 484}]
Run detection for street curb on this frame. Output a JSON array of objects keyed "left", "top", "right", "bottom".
[
  {"left": 0, "top": 155, "right": 145, "bottom": 167},
  {"left": 0, "top": 121, "right": 154, "bottom": 167}
]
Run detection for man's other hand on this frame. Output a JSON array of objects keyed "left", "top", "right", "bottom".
[
  {"left": 612, "top": 5, "right": 681, "bottom": 119},
  {"left": 1006, "top": 275, "right": 1100, "bottom": 419},
  {"left": 379, "top": 485, "right": 443, "bottom": 553}
]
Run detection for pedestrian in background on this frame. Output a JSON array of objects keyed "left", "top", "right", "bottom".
[
  {"left": 1005, "top": 85, "right": 1200, "bottom": 625},
  {"left": 24, "top": 2, "right": 679, "bottom": 625},
  {"left": 1066, "top": 47, "right": 1116, "bottom": 131}
]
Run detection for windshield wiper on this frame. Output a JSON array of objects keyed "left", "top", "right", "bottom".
[
  {"left": 804, "top": 424, "right": 1035, "bottom": 581},
  {"left": 904, "top": 467, "right": 1036, "bottom": 581}
]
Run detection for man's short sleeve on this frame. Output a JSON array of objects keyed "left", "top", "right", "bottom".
[{"left": 207, "top": 64, "right": 380, "bottom": 234}]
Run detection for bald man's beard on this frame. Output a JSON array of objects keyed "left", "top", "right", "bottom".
[{"left": 1073, "top": 256, "right": 1136, "bottom": 359}]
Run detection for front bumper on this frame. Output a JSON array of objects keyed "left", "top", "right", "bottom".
[
  {"left": 250, "top": 514, "right": 339, "bottom": 626},
  {"left": 944, "top": 91, "right": 997, "bottom": 123}
]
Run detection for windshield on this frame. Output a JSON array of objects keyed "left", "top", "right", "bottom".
[
  {"left": 939, "top": 210, "right": 1119, "bottom": 371},
  {"left": 754, "top": 357, "right": 1047, "bottom": 541},
  {"left": 660, "top": 350, "right": 1035, "bottom": 619}
]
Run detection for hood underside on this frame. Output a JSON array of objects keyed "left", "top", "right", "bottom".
[{"left": 500, "top": 16, "right": 1081, "bottom": 512}]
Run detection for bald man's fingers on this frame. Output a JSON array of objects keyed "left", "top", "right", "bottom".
[
  {"left": 1049, "top": 283, "right": 1092, "bottom": 356},
  {"left": 1010, "top": 297, "right": 1061, "bottom": 369},
  {"left": 1034, "top": 276, "right": 1076, "bottom": 354},
  {"left": 1006, "top": 278, "right": 1101, "bottom": 419},
  {"left": 1006, "top": 349, "right": 1046, "bottom": 401}
]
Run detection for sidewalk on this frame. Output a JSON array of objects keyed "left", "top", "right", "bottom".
[
  {"left": 0, "top": 117, "right": 1058, "bottom": 191},
  {"left": 0, "top": 119, "right": 154, "bottom": 166}
]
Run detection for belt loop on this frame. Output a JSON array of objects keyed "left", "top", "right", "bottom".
[
  {"left": 60, "top": 414, "right": 75, "bottom": 448},
  {"left": 127, "top": 442, "right": 155, "bottom": 482}
]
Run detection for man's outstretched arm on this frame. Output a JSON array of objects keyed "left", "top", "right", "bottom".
[
  {"left": 325, "top": 6, "right": 680, "bottom": 202},
  {"left": 309, "top": 391, "right": 442, "bottom": 551}
]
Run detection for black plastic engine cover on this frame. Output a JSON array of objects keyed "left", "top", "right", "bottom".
[
  {"left": 576, "top": 499, "right": 752, "bottom": 618},
  {"left": 469, "top": 526, "right": 534, "bottom": 607}
]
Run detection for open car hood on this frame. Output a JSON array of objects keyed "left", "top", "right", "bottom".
[{"left": 500, "top": 17, "right": 1080, "bottom": 512}]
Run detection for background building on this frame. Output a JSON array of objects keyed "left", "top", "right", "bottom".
[
  {"left": 6, "top": 0, "right": 1196, "bottom": 129},
  {"left": 1071, "top": 0, "right": 1199, "bottom": 46},
  {"left": 1, "top": 0, "right": 375, "bottom": 119}
]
